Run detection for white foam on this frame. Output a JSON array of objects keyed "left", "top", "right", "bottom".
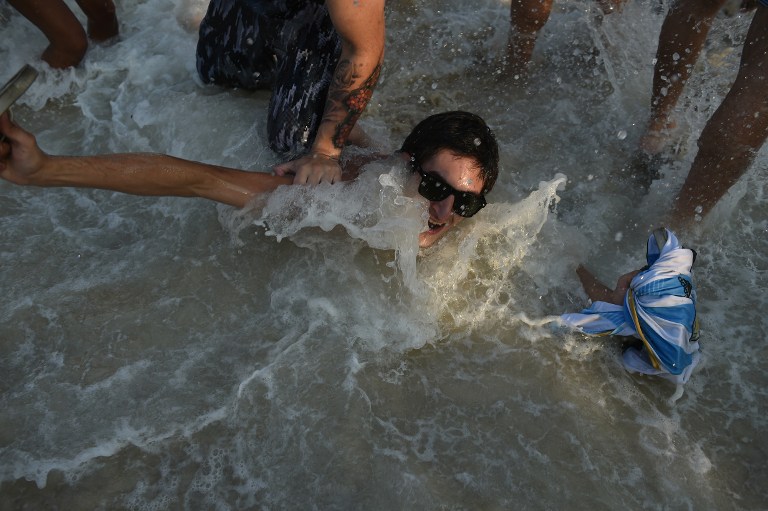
[{"left": 0, "top": 0, "right": 765, "bottom": 508}]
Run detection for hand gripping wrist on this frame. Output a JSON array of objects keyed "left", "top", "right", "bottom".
[{"left": 308, "top": 151, "right": 340, "bottom": 163}]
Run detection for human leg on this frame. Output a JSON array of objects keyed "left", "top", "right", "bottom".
[
  {"left": 74, "top": 0, "right": 119, "bottom": 42},
  {"left": 640, "top": 0, "right": 727, "bottom": 154},
  {"left": 195, "top": 0, "right": 344, "bottom": 155},
  {"left": 195, "top": 0, "right": 278, "bottom": 89},
  {"left": 267, "top": 2, "right": 341, "bottom": 155},
  {"left": 7, "top": 0, "right": 88, "bottom": 68},
  {"left": 507, "top": 0, "right": 554, "bottom": 77},
  {"left": 671, "top": 5, "right": 768, "bottom": 226}
]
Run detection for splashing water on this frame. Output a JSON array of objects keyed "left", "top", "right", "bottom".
[{"left": 0, "top": 0, "right": 766, "bottom": 509}]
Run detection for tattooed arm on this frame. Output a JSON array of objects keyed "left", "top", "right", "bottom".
[{"left": 274, "top": 0, "right": 385, "bottom": 185}]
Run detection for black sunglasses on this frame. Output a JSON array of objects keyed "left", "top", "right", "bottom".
[{"left": 417, "top": 169, "right": 487, "bottom": 218}]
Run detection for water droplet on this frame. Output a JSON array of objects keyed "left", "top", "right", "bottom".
[
  {"left": 431, "top": 82, "right": 437, "bottom": 90},
  {"left": 617, "top": 130, "right": 627, "bottom": 140},
  {"left": 614, "top": 231, "right": 624, "bottom": 242},
  {"left": 473, "top": 138, "right": 481, "bottom": 146}
]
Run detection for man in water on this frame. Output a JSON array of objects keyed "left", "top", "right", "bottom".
[
  {"left": 0, "top": 111, "right": 498, "bottom": 249},
  {"left": 195, "top": 0, "right": 385, "bottom": 186}
]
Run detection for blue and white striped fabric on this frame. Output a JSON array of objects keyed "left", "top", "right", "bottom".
[{"left": 561, "top": 228, "right": 700, "bottom": 384}]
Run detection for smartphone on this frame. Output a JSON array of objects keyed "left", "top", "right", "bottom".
[{"left": 0, "top": 65, "right": 38, "bottom": 118}]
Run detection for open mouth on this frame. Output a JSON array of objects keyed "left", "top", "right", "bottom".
[{"left": 427, "top": 220, "right": 445, "bottom": 232}]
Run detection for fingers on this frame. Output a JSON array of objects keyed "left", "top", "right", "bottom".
[
  {"left": 272, "top": 161, "right": 293, "bottom": 177},
  {"left": 0, "top": 112, "right": 37, "bottom": 160},
  {"left": 0, "top": 113, "right": 12, "bottom": 166},
  {"left": 0, "top": 112, "right": 31, "bottom": 145},
  {"left": 0, "top": 114, "right": 46, "bottom": 185},
  {"left": 0, "top": 112, "right": 12, "bottom": 139},
  {"left": 294, "top": 164, "right": 341, "bottom": 185},
  {"left": 0, "top": 141, "right": 8, "bottom": 171},
  {"left": 273, "top": 154, "right": 342, "bottom": 185}
]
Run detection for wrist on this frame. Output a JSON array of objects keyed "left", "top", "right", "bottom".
[
  {"left": 306, "top": 150, "right": 341, "bottom": 162},
  {"left": 22, "top": 154, "right": 53, "bottom": 187}
]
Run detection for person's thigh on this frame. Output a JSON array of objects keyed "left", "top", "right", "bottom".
[
  {"left": 267, "top": 2, "right": 341, "bottom": 154},
  {"left": 195, "top": 0, "right": 281, "bottom": 89}
]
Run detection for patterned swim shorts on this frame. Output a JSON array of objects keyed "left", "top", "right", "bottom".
[{"left": 196, "top": 0, "right": 341, "bottom": 155}]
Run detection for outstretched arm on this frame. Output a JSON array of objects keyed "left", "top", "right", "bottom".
[
  {"left": 576, "top": 265, "right": 640, "bottom": 305},
  {"left": 0, "top": 113, "right": 292, "bottom": 208},
  {"left": 274, "top": 0, "right": 385, "bottom": 185}
]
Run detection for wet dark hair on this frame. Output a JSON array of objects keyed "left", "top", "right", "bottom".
[{"left": 400, "top": 111, "right": 500, "bottom": 195}]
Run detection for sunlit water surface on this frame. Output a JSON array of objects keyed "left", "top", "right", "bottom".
[{"left": 1, "top": 0, "right": 766, "bottom": 509}]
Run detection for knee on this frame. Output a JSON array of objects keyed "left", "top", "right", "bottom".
[
  {"left": 43, "top": 29, "right": 89, "bottom": 68},
  {"left": 64, "top": 32, "right": 89, "bottom": 58}
]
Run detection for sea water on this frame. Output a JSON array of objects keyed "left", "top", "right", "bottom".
[{"left": 0, "top": 0, "right": 766, "bottom": 509}]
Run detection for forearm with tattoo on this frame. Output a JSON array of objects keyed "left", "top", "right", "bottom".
[{"left": 322, "top": 60, "right": 382, "bottom": 149}]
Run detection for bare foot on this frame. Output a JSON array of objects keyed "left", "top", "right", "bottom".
[{"left": 639, "top": 119, "right": 677, "bottom": 155}]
